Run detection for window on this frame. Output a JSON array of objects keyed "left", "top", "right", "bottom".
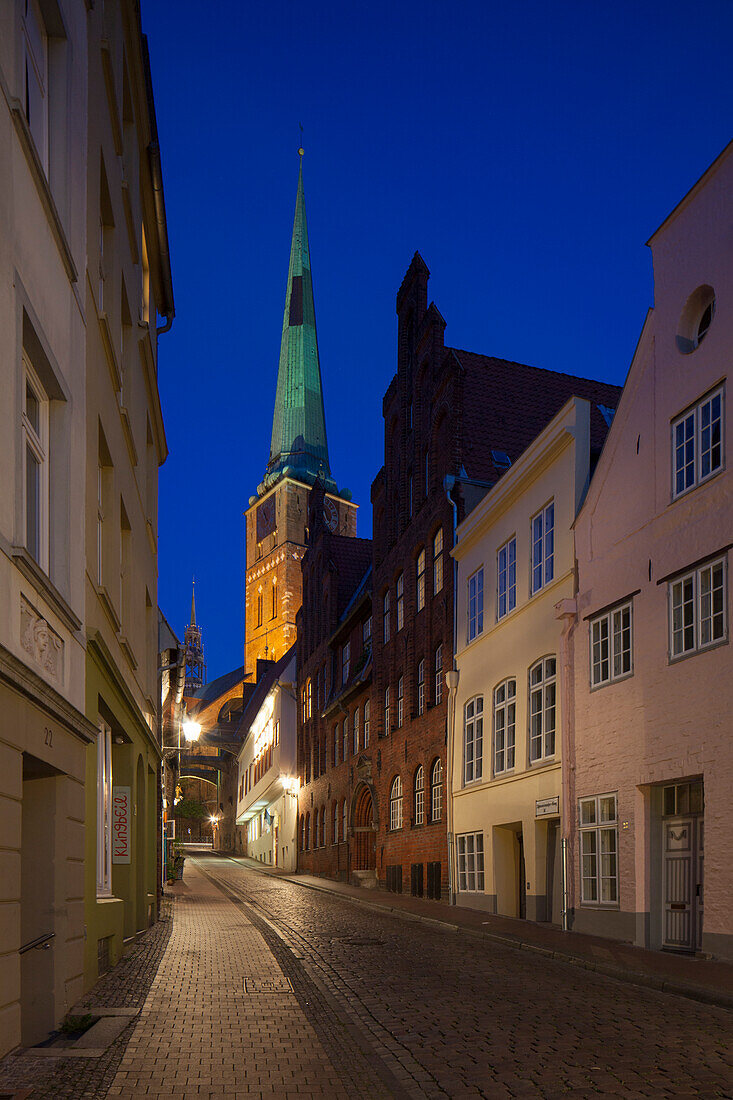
[
  {"left": 257, "top": 591, "right": 263, "bottom": 627},
  {"left": 417, "top": 659, "right": 425, "bottom": 716},
  {"left": 22, "top": 359, "right": 49, "bottom": 568},
  {"left": 389, "top": 776, "right": 403, "bottom": 830},
  {"left": 363, "top": 699, "right": 370, "bottom": 747},
  {"left": 384, "top": 685, "right": 390, "bottom": 734},
  {"left": 397, "top": 676, "right": 404, "bottom": 727},
  {"left": 383, "top": 590, "right": 390, "bottom": 643},
  {"left": 333, "top": 725, "right": 338, "bottom": 767},
  {"left": 396, "top": 573, "right": 404, "bottom": 631},
  {"left": 22, "top": 0, "right": 49, "bottom": 170},
  {"left": 494, "top": 679, "right": 516, "bottom": 775},
  {"left": 414, "top": 766, "right": 425, "bottom": 825},
  {"left": 430, "top": 758, "right": 443, "bottom": 822},
  {"left": 529, "top": 657, "right": 556, "bottom": 762},
  {"left": 434, "top": 643, "right": 443, "bottom": 704},
  {"left": 464, "top": 697, "right": 483, "bottom": 784},
  {"left": 590, "top": 602, "right": 633, "bottom": 686},
  {"left": 271, "top": 582, "right": 277, "bottom": 619},
  {"left": 669, "top": 557, "right": 727, "bottom": 658},
  {"left": 333, "top": 801, "right": 338, "bottom": 844},
  {"left": 433, "top": 529, "right": 444, "bottom": 594},
  {"left": 353, "top": 708, "right": 359, "bottom": 754},
  {"left": 672, "top": 387, "right": 724, "bottom": 498},
  {"left": 363, "top": 615, "right": 372, "bottom": 644},
  {"left": 342, "top": 717, "right": 348, "bottom": 762},
  {"left": 342, "top": 641, "right": 350, "bottom": 684},
  {"left": 96, "top": 720, "right": 112, "bottom": 897},
  {"left": 579, "top": 794, "right": 618, "bottom": 905},
  {"left": 531, "top": 501, "right": 555, "bottom": 594},
  {"left": 306, "top": 679, "right": 312, "bottom": 719},
  {"left": 497, "top": 537, "right": 517, "bottom": 619},
  {"left": 342, "top": 799, "right": 348, "bottom": 841},
  {"left": 457, "top": 833, "right": 484, "bottom": 892},
  {"left": 416, "top": 549, "right": 426, "bottom": 611},
  {"left": 467, "top": 567, "right": 484, "bottom": 642}
]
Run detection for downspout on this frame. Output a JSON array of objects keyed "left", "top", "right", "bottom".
[
  {"left": 444, "top": 476, "right": 460, "bottom": 905},
  {"left": 555, "top": 597, "right": 577, "bottom": 932}
]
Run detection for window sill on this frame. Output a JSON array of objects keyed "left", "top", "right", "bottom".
[
  {"left": 8, "top": 100, "right": 77, "bottom": 283},
  {"left": 668, "top": 636, "right": 728, "bottom": 665},
  {"left": 12, "top": 547, "right": 82, "bottom": 632},
  {"left": 579, "top": 902, "right": 620, "bottom": 910},
  {"left": 589, "top": 670, "right": 634, "bottom": 692},
  {"left": 670, "top": 464, "right": 724, "bottom": 505}
]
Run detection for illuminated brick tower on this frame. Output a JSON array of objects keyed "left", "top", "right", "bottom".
[
  {"left": 244, "top": 151, "right": 356, "bottom": 676},
  {"left": 184, "top": 579, "right": 206, "bottom": 693}
]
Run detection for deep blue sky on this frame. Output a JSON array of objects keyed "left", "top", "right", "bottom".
[{"left": 147, "top": 0, "right": 733, "bottom": 680}]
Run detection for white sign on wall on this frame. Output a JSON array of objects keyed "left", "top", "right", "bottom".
[
  {"left": 535, "top": 796, "right": 560, "bottom": 818},
  {"left": 112, "top": 786, "right": 131, "bottom": 863}
]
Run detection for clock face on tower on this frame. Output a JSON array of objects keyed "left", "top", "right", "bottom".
[{"left": 323, "top": 497, "right": 338, "bottom": 533}]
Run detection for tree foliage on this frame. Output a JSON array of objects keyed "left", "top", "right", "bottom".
[{"left": 173, "top": 798, "right": 207, "bottom": 820}]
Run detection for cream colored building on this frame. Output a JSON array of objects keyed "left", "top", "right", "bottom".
[
  {"left": 82, "top": 0, "right": 172, "bottom": 988},
  {"left": 235, "top": 648, "right": 299, "bottom": 871},
  {"left": 0, "top": 0, "right": 93, "bottom": 1055},
  {"left": 450, "top": 398, "right": 599, "bottom": 922}
]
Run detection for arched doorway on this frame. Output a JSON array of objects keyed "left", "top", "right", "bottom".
[{"left": 352, "top": 784, "right": 376, "bottom": 880}]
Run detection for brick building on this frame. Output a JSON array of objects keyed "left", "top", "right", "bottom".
[
  {"left": 371, "top": 252, "right": 623, "bottom": 900},
  {"left": 296, "top": 484, "right": 373, "bottom": 881}
]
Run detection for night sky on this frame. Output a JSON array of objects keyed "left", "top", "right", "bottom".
[{"left": 146, "top": 0, "right": 733, "bottom": 680}]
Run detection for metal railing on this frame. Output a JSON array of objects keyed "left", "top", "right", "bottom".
[{"left": 19, "top": 932, "right": 55, "bottom": 954}]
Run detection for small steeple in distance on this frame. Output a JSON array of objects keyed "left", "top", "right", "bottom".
[
  {"left": 262, "top": 149, "right": 337, "bottom": 495},
  {"left": 184, "top": 577, "right": 206, "bottom": 693}
]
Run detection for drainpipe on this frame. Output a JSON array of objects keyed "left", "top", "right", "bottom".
[
  {"left": 555, "top": 597, "right": 577, "bottom": 932},
  {"left": 444, "top": 476, "right": 460, "bottom": 905}
]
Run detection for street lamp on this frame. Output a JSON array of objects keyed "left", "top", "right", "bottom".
[
  {"left": 281, "top": 774, "right": 300, "bottom": 796},
  {"left": 182, "top": 717, "right": 201, "bottom": 742}
]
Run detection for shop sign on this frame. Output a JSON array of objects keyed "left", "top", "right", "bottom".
[
  {"left": 112, "top": 786, "right": 131, "bottom": 863},
  {"left": 535, "top": 796, "right": 559, "bottom": 818}
]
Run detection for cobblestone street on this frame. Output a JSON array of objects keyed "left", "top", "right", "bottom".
[{"left": 1, "top": 855, "right": 732, "bottom": 1099}]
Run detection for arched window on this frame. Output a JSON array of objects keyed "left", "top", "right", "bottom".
[
  {"left": 396, "top": 572, "right": 404, "bottom": 631},
  {"left": 363, "top": 699, "right": 370, "bottom": 747},
  {"left": 333, "top": 724, "right": 339, "bottom": 767},
  {"left": 529, "top": 656, "right": 556, "bottom": 762},
  {"left": 464, "top": 697, "right": 484, "bottom": 784},
  {"left": 342, "top": 716, "right": 349, "bottom": 761},
  {"left": 342, "top": 799, "right": 348, "bottom": 841},
  {"left": 383, "top": 589, "right": 390, "bottom": 643},
  {"left": 414, "top": 765, "right": 425, "bottom": 825},
  {"left": 271, "top": 581, "right": 277, "bottom": 619},
  {"left": 434, "top": 643, "right": 443, "bottom": 704},
  {"left": 257, "top": 590, "right": 263, "bottom": 627},
  {"left": 433, "top": 528, "right": 444, "bottom": 594},
  {"left": 306, "top": 678, "right": 312, "bottom": 719},
  {"left": 417, "top": 659, "right": 425, "bottom": 716},
  {"left": 298, "top": 815, "right": 303, "bottom": 851},
  {"left": 320, "top": 807, "right": 326, "bottom": 847},
  {"left": 333, "top": 801, "right": 338, "bottom": 844},
  {"left": 384, "top": 685, "right": 390, "bottom": 734},
  {"left": 390, "top": 775, "right": 403, "bottom": 831},
  {"left": 305, "top": 812, "right": 310, "bottom": 850},
  {"left": 494, "top": 679, "right": 516, "bottom": 775},
  {"left": 353, "top": 707, "right": 359, "bottom": 754},
  {"left": 430, "top": 758, "right": 443, "bottom": 822},
  {"left": 416, "top": 549, "right": 426, "bottom": 611},
  {"left": 397, "top": 676, "right": 404, "bottom": 727}
]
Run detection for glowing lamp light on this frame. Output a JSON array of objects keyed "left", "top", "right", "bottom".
[
  {"left": 182, "top": 718, "right": 201, "bottom": 742},
  {"left": 281, "top": 775, "right": 300, "bottom": 796},
  {"left": 209, "top": 814, "right": 219, "bottom": 825}
]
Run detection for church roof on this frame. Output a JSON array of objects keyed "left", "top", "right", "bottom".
[{"left": 263, "top": 153, "right": 335, "bottom": 496}]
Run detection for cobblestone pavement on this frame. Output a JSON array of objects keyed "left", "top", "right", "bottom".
[
  {"left": 197, "top": 855, "right": 733, "bottom": 1100},
  {"left": 0, "top": 897, "right": 173, "bottom": 1099}
]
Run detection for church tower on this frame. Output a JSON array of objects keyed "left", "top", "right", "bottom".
[
  {"left": 244, "top": 151, "right": 357, "bottom": 676},
  {"left": 184, "top": 579, "right": 206, "bottom": 693}
]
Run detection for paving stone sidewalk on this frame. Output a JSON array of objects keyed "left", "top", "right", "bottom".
[
  {"left": 0, "top": 897, "right": 173, "bottom": 1100},
  {"left": 107, "top": 862, "right": 377, "bottom": 1099}
]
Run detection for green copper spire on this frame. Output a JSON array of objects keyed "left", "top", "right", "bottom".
[{"left": 263, "top": 151, "right": 336, "bottom": 495}]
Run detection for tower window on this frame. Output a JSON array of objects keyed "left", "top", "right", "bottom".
[{"left": 271, "top": 581, "right": 277, "bottom": 619}]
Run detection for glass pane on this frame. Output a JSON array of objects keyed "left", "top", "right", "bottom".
[
  {"left": 599, "top": 795, "right": 616, "bottom": 823},
  {"left": 25, "top": 383, "right": 39, "bottom": 433},
  {"left": 580, "top": 799, "right": 596, "bottom": 825},
  {"left": 663, "top": 786, "right": 676, "bottom": 815},
  {"left": 26, "top": 445, "right": 40, "bottom": 560}
]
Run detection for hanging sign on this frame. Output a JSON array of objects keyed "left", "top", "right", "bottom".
[{"left": 112, "top": 786, "right": 132, "bottom": 863}]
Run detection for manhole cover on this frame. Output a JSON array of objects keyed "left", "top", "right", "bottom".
[{"left": 244, "top": 976, "right": 294, "bottom": 994}]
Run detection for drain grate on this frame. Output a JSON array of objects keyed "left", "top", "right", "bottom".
[{"left": 244, "top": 976, "right": 294, "bottom": 994}]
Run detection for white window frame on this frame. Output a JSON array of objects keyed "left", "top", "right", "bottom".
[
  {"left": 396, "top": 572, "right": 404, "bottom": 632},
  {"left": 389, "top": 775, "right": 403, "bottom": 831},
  {"left": 417, "top": 659, "right": 425, "bottom": 716},
  {"left": 528, "top": 656, "right": 556, "bottom": 763},
  {"left": 416, "top": 549, "right": 426, "bottom": 612},
  {"left": 363, "top": 699, "right": 370, "bottom": 747},
  {"left": 457, "top": 833, "right": 485, "bottom": 892},
  {"left": 397, "top": 676, "right": 404, "bottom": 727},
  {"left": 434, "top": 643, "right": 443, "bottom": 704},
  {"left": 497, "top": 536, "right": 517, "bottom": 620},
  {"left": 493, "top": 679, "right": 516, "bottom": 776},
  {"left": 464, "top": 696, "right": 483, "bottom": 784},
  {"left": 579, "top": 793, "right": 619, "bottom": 906},
  {"left": 669, "top": 557, "right": 727, "bottom": 659},
  {"left": 430, "top": 758, "right": 443, "bottom": 822},
  {"left": 467, "top": 567, "right": 484, "bottom": 642},
  {"left": 530, "top": 501, "right": 555, "bottom": 595},
  {"left": 433, "top": 528, "right": 444, "bottom": 594},
  {"left": 22, "top": 357, "right": 49, "bottom": 571},
  {"left": 384, "top": 685, "right": 390, "bottom": 734},
  {"left": 590, "top": 601, "right": 633, "bottom": 687},
  {"left": 672, "top": 386, "right": 724, "bottom": 499},
  {"left": 414, "top": 765, "right": 425, "bottom": 825},
  {"left": 96, "top": 719, "right": 113, "bottom": 897},
  {"left": 363, "top": 615, "right": 372, "bottom": 644}
]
